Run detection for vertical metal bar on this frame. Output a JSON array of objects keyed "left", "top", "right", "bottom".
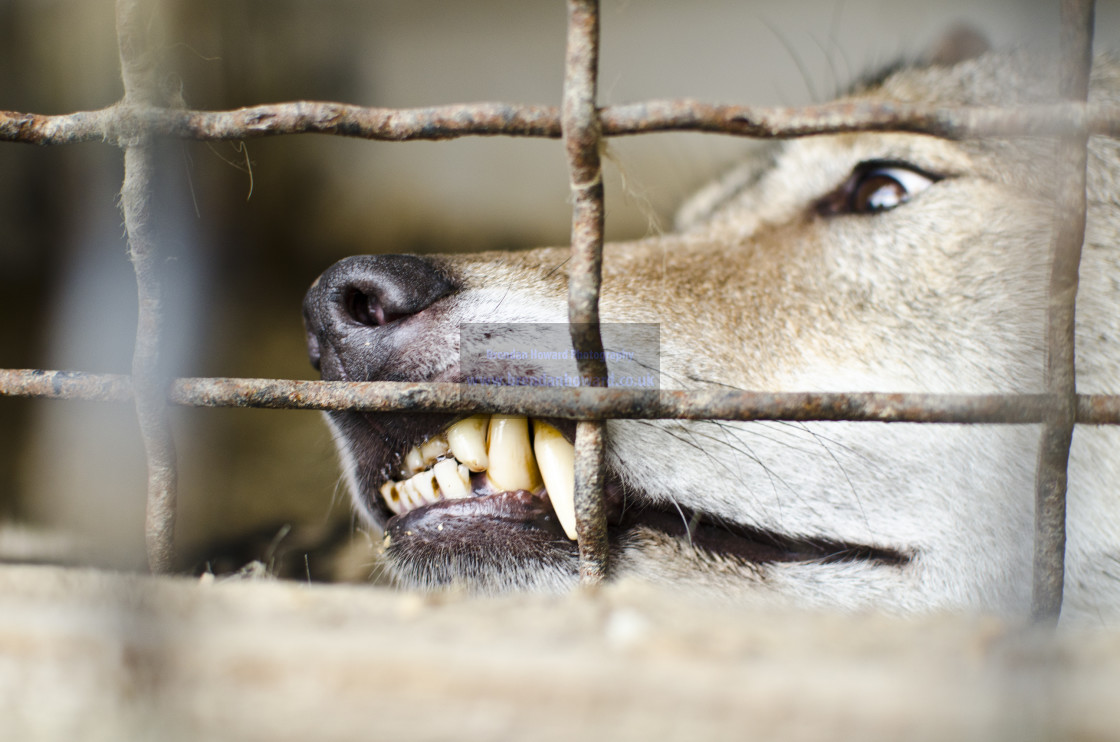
[
  {"left": 574, "top": 421, "right": 608, "bottom": 584},
  {"left": 116, "top": 0, "right": 178, "bottom": 574},
  {"left": 562, "top": 0, "right": 610, "bottom": 584},
  {"left": 1032, "top": 0, "right": 1095, "bottom": 623}
]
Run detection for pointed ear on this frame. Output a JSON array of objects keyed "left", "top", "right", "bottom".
[{"left": 927, "top": 23, "right": 992, "bottom": 66}]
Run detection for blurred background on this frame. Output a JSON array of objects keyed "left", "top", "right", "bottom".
[{"left": 0, "top": 0, "right": 1114, "bottom": 576}]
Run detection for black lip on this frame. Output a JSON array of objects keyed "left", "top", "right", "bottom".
[{"left": 388, "top": 490, "right": 572, "bottom": 548}]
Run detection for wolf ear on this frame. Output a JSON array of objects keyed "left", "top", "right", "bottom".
[{"left": 926, "top": 23, "right": 991, "bottom": 66}]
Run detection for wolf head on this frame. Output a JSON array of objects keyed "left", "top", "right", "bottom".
[{"left": 303, "top": 44, "right": 1120, "bottom": 620}]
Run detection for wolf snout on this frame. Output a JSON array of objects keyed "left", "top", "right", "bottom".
[{"left": 302, "top": 254, "right": 455, "bottom": 379}]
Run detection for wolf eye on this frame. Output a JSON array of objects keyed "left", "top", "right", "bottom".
[{"left": 817, "top": 161, "right": 940, "bottom": 216}]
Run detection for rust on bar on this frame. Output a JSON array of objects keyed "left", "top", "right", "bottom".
[
  {"left": 1031, "top": 0, "right": 1095, "bottom": 625},
  {"left": 8, "top": 101, "right": 1120, "bottom": 147},
  {"left": 165, "top": 380, "right": 1117, "bottom": 425},
  {"left": 562, "top": 0, "right": 609, "bottom": 585},
  {"left": 116, "top": 0, "right": 178, "bottom": 575},
  {"left": 7, "top": 369, "right": 1120, "bottom": 425},
  {"left": 0, "top": 102, "right": 561, "bottom": 146},
  {"left": 1075, "top": 393, "right": 1120, "bottom": 423},
  {"left": 574, "top": 421, "right": 608, "bottom": 585},
  {"left": 601, "top": 99, "right": 1120, "bottom": 140},
  {"left": 0, "top": 369, "right": 132, "bottom": 402},
  {"left": 563, "top": 0, "right": 607, "bottom": 379},
  {"left": 173, "top": 378, "right": 1075, "bottom": 424}
]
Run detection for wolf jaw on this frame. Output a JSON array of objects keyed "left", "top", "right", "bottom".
[
  {"left": 323, "top": 410, "right": 910, "bottom": 593},
  {"left": 304, "top": 44, "right": 1120, "bottom": 620}
]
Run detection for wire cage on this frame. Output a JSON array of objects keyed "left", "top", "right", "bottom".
[{"left": 0, "top": 0, "right": 1116, "bottom": 625}]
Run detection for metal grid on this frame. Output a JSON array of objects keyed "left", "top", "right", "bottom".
[{"left": 0, "top": 0, "right": 1112, "bottom": 622}]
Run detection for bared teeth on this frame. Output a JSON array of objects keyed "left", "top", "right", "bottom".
[
  {"left": 401, "top": 433, "right": 452, "bottom": 479},
  {"left": 532, "top": 421, "right": 577, "bottom": 540},
  {"left": 403, "top": 446, "right": 424, "bottom": 476},
  {"left": 409, "top": 471, "right": 440, "bottom": 505},
  {"left": 446, "top": 415, "right": 490, "bottom": 472},
  {"left": 380, "top": 472, "right": 438, "bottom": 515},
  {"left": 486, "top": 415, "right": 542, "bottom": 493},
  {"left": 419, "top": 435, "right": 449, "bottom": 464},
  {"left": 379, "top": 481, "right": 404, "bottom": 515},
  {"left": 381, "top": 417, "right": 581, "bottom": 544},
  {"left": 396, "top": 477, "right": 419, "bottom": 510},
  {"left": 398, "top": 472, "right": 439, "bottom": 510},
  {"left": 433, "top": 459, "right": 471, "bottom": 499}
]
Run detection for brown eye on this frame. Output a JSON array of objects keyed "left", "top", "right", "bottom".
[
  {"left": 817, "top": 161, "right": 940, "bottom": 216},
  {"left": 852, "top": 172, "right": 905, "bottom": 211}
]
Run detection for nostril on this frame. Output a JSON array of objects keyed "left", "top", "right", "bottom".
[
  {"left": 345, "top": 288, "right": 385, "bottom": 327},
  {"left": 308, "top": 254, "right": 455, "bottom": 334},
  {"left": 345, "top": 287, "right": 413, "bottom": 327},
  {"left": 304, "top": 254, "right": 456, "bottom": 381}
]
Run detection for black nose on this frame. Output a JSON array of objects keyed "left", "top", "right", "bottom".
[{"left": 303, "top": 255, "right": 455, "bottom": 376}]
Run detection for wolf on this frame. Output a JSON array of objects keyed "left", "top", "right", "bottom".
[{"left": 301, "top": 34, "right": 1120, "bottom": 622}]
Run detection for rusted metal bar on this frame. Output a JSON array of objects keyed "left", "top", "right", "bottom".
[
  {"left": 7, "top": 369, "right": 1120, "bottom": 425},
  {"left": 1031, "top": 0, "right": 1095, "bottom": 625},
  {"left": 562, "top": 0, "right": 607, "bottom": 381},
  {"left": 116, "top": 0, "right": 178, "bottom": 575},
  {"left": 602, "top": 100, "right": 1120, "bottom": 140},
  {"left": 161, "top": 382, "right": 1120, "bottom": 427},
  {"left": 563, "top": 0, "right": 609, "bottom": 585},
  {"left": 573, "top": 421, "right": 607, "bottom": 584},
  {"left": 8, "top": 101, "right": 1120, "bottom": 147},
  {"left": 0, "top": 370, "right": 132, "bottom": 402},
  {"left": 0, "top": 103, "right": 562, "bottom": 145}
]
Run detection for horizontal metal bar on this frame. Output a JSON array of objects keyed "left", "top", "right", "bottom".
[
  {"left": 5, "top": 101, "right": 1120, "bottom": 147},
  {"left": 5, "top": 370, "right": 1120, "bottom": 425},
  {"left": 0, "top": 102, "right": 562, "bottom": 145},
  {"left": 603, "top": 99, "right": 1120, "bottom": 139},
  {"left": 0, "top": 369, "right": 132, "bottom": 401}
]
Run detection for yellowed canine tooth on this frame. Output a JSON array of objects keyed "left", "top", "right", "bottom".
[
  {"left": 486, "top": 415, "right": 541, "bottom": 492},
  {"left": 446, "top": 415, "right": 490, "bottom": 471},
  {"left": 433, "top": 459, "right": 471, "bottom": 499},
  {"left": 532, "top": 421, "right": 577, "bottom": 540},
  {"left": 379, "top": 481, "right": 404, "bottom": 515}
]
